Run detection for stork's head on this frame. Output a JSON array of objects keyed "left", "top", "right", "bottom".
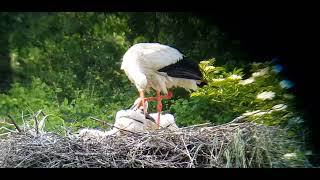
[{"left": 130, "top": 97, "right": 148, "bottom": 113}]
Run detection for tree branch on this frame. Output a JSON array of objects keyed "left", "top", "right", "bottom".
[{"left": 6, "top": 114, "right": 22, "bottom": 133}]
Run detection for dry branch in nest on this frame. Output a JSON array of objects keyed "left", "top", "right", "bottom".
[{"left": 0, "top": 120, "right": 288, "bottom": 168}]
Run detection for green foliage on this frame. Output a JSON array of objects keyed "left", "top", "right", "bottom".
[
  {"left": 0, "top": 77, "right": 132, "bottom": 134},
  {"left": 2, "top": 12, "right": 242, "bottom": 132},
  {"left": 0, "top": 12, "right": 311, "bottom": 167},
  {"left": 0, "top": 12, "right": 307, "bottom": 137},
  {"left": 1, "top": 12, "right": 138, "bottom": 132},
  {"left": 126, "top": 12, "right": 246, "bottom": 63},
  {"left": 171, "top": 59, "right": 298, "bottom": 129}
]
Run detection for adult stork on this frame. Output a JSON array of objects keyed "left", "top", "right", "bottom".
[{"left": 121, "top": 43, "right": 206, "bottom": 128}]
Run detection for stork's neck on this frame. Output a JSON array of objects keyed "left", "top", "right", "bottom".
[{"left": 129, "top": 66, "right": 148, "bottom": 91}]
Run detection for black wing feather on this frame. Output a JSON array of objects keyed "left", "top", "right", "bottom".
[{"left": 158, "top": 58, "right": 203, "bottom": 80}]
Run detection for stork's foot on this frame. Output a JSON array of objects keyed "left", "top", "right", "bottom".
[{"left": 166, "top": 91, "right": 173, "bottom": 99}]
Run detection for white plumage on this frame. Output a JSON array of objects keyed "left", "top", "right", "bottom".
[
  {"left": 78, "top": 112, "right": 178, "bottom": 138},
  {"left": 77, "top": 98, "right": 179, "bottom": 139},
  {"left": 109, "top": 108, "right": 178, "bottom": 136},
  {"left": 121, "top": 43, "right": 200, "bottom": 94},
  {"left": 121, "top": 43, "right": 206, "bottom": 128}
]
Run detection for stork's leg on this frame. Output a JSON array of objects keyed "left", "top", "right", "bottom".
[
  {"left": 156, "top": 88, "right": 162, "bottom": 129},
  {"left": 139, "top": 90, "right": 147, "bottom": 116},
  {"left": 164, "top": 90, "right": 173, "bottom": 99},
  {"left": 143, "top": 91, "right": 173, "bottom": 101},
  {"left": 138, "top": 90, "right": 173, "bottom": 129}
]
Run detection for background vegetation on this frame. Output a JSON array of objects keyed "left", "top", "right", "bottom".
[{"left": 0, "top": 12, "right": 312, "bottom": 167}]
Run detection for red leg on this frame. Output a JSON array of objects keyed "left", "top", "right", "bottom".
[
  {"left": 143, "top": 90, "right": 173, "bottom": 101},
  {"left": 139, "top": 90, "right": 147, "bottom": 116},
  {"left": 156, "top": 88, "right": 162, "bottom": 129},
  {"left": 143, "top": 96, "right": 158, "bottom": 101},
  {"left": 137, "top": 90, "right": 173, "bottom": 128},
  {"left": 164, "top": 91, "right": 173, "bottom": 99}
]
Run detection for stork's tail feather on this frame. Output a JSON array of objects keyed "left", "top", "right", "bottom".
[
  {"left": 198, "top": 81, "right": 208, "bottom": 88},
  {"left": 158, "top": 58, "right": 203, "bottom": 80}
]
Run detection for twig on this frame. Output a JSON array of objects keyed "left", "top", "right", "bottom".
[
  {"left": 180, "top": 136, "right": 195, "bottom": 168},
  {"left": 38, "top": 114, "right": 50, "bottom": 133},
  {"left": 34, "top": 110, "right": 43, "bottom": 135},
  {"left": 0, "top": 132, "right": 11, "bottom": 137},
  {"left": 228, "top": 115, "right": 246, "bottom": 124},
  {"left": 6, "top": 114, "right": 22, "bottom": 133},
  {"left": 21, "top": 111, "right": 26, "bottom": 132},
  {"left": 89, "top": 116, "right": 109, "bottom": 126},
  {"left": 0, "top": 120, "right": 288, "bottom": 168},
  {"left": 0, "top": 126, "right": 17, "bottom": 133},
  {"left": 180, "top": 123, "right": 213, "bottom": 130}
]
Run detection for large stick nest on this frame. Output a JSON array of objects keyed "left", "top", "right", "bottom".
[{"left": 0, "top": 120, "right": 290, "bottom": 168}]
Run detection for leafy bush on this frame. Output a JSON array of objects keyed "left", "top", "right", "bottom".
[
  {"left": 1, "top": 12, "right": 138, "bottom": 133},
  {"left": 1, "top": 12, "right": 242, "bottom": 133},
  {"left": 0, "top": 77, "right": 135, "bottom": 134},
  {"left": 171, "top": 59, "right": 299, "bottom": 129},
  {"left": 0, "top": 13, "right": 305, "bottom": 134}
]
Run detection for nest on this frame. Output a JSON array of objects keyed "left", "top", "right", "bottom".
[{"left": 0, "top": 120, "right": 287, "bottom": 168}]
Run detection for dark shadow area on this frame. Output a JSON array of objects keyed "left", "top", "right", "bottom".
[
  {"left": 0, "top": 54, "right": 12, "bottom": 93},
  {"left": 192, "top": 12, "right": 319, "bottom": 165},
  {"left": 0, "top": 13, "right": 14, "bottom": 93}
]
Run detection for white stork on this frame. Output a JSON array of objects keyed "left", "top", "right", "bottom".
[{"left": 121, "top": 43, "right": 206, "bottom": 128}]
